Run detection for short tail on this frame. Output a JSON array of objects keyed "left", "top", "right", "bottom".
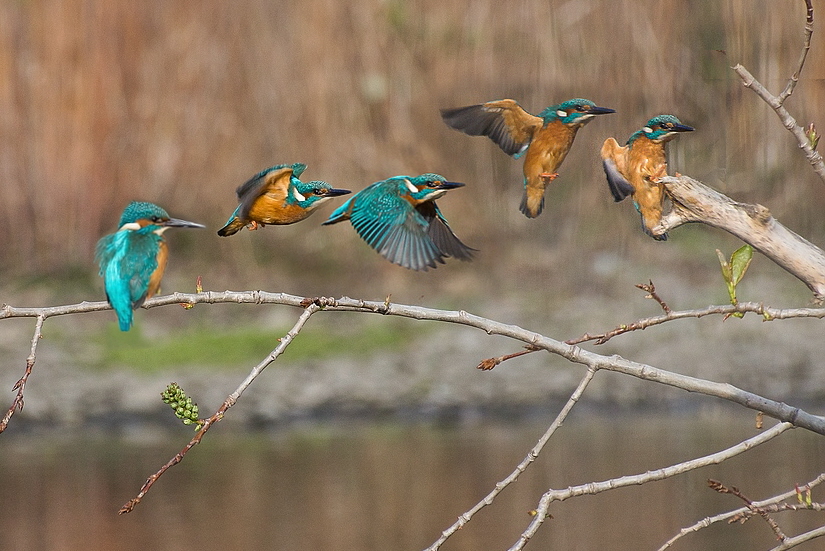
[
  {"left": 519, "top": 191, "right": 544, "bottom": 218},
  {"left": 217, "top": 217, "right": 245, "bottom": 237}
]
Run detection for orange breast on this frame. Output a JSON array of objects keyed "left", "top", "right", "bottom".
[
  {"left": 248, "top": 195, "right": 313, "bottom": 225},
  {"left": 626, "top": 138, "right": 668, "bottom": 232},
  {"left": 523, "top": 121, "right": 577, "bottom": 177},
  {"left": 147, "top": 242, "right": 168, "bottom": 299},
  {"left": 626, "top": 138, "right": 668, "bottom": 188}
]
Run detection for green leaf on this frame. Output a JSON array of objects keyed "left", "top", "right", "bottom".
[
  {"left": 729, "top": 245, "right": 753, "bottom": 286},
  {"left": 716, "top": 249, "right": 736, "bottom": 304}
]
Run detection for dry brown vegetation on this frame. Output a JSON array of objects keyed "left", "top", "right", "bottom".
[{"left": 0, "top": 0, "right": 823, "bottom": 295}]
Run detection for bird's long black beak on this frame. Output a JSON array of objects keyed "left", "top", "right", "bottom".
[
  {"left": 164, "top": 218, "right": 206, "bottom": 229},
  {"left": 322, "top": 188, "right": 352, "bottom": 197},
  {"left": 586, "top": 106, "right": 616, "bottom": 115},
  {"left": 673, "top": 123, "right": 695, "bottom": 132},
  {"left": 434, "top": 181, "right": 465, "bottom": 190}
]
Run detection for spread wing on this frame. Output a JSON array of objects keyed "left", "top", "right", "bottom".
[
  {"left": 416, "top": 202, "right": 475, "bottom": 261},
  {"left": 236, "top": 166, "right": 294, "bottom": 219},
  {"left": 600, "top": 138, "right": 635, "bottom": 202},
  {"left": 441, "top": 99, "right": 543, "bottom": 157},
  {"left": 346, "top": 181, "right": 445, "bottom": 271}
]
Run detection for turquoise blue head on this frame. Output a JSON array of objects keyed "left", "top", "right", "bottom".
[
  {"left": 539, "top": 98, "right": 615, "bottom": 125},
  {"left": 628, "top": 115, "right": 694, "bottom": 144},
  {"left": 117, "top": 201, "right": 205, "bottom": 230},
  {"left": 287, "top": 180, "right": 351, "bottom": 209},
  {"left": 404, "top": 173, "right": 465, "bottom": 202}
]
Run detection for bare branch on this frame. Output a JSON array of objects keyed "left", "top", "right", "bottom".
[
  {"left": 768, "top": 524, "right": 825, "bottom": 551},
  {"left": 658, "top": 472, "right": 825, "bottom": 550},
  {"left": 732, "top": 1, "right": 825, "bottom": 182},
  {"left": 509, "top": 422, "right": 793, "bottom": 550},
  {"left": 636, "top": 280, "right": 672, "bottom": 314},
  {"left": 655, "top": 175, "right": 825, "bottom": 297},
  {"left": 0, "top": 315, "right": 45, "bottom": 434},
  {"left": 118, "top": 303, "right": 319, "bottom": 514},
  {"left": 424, "top": 366, "right": 597, "bottom": 551},
  {"left": 708, "top": 479, "right": 786, "bottom": 540},
  {"left": 778, "top": 0, "right": 814, "bottom": 102},
  {"left": 565, "top": 301, "right": 825, "bottom": 346},
  {"left": 2, "top": 292, "right": 825, "bottom": 436}
]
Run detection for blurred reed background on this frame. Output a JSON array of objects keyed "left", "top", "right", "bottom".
[{"left": 0, "top": 0, "right": 823, "bottom": 304}]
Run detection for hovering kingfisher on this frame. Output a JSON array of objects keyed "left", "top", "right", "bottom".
[
  {"left": 601, "top": 115, "right": 694, "bottom": 241},
  {"left": 217, "top": 163, "right": 351, "bottom": 236},
  {"left": 441, "top": 98, "right": 615, "bottom": 218},
  {"left": 96, "top": 202, "right": 204, "bottom": 331},
  {"left": 322, "top": 173, "right": 475, "bottom": 271}
]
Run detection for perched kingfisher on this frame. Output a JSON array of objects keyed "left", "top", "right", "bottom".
[
  {"left": 441, "top": 98, "right": 615, "bottom": 218},
  {"left": 217, "top": 163, "right": 351, "bottom": 236},
  {"left": 96, "top": 202, "right": 204, "bottom": 331},
  {"left": 601, "top": 115, "right": 694, "bottom": 241},
  {"left": 322, "top": 173, "right": 475, "bottom": 271}
]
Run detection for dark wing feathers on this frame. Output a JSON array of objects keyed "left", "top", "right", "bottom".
[
  {"left": 602, "top": 158, "right": 635, "bottom": 202},
  {"left": 441, "top": 99, "right": 542, "bottom": 157},
  {"left": 416, "top": 202, "right": 475, "bottom": 261}
]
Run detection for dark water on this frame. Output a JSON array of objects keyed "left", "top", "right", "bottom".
[{"left": 1, "top": 413, "right": 823, "bottom": 551}]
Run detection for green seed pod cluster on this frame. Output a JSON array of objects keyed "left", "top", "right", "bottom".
[{"left": 161, "top": 383, "right": 201, "bottom": 427}]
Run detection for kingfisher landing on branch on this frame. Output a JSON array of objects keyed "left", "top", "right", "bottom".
[
  {"left": 601, "top": 115, "right": 694, "bottom": 241},
  {"left": 323, "top": 173, "right": 475, "bottom": 271},
  {"left": 217, "top": 163, "right": 351, "bottom": 237},
  {"left": 441, "top": 98, "right": 614, "bottom": 218},
  {"left": 96, "top": 201, "right": 204, "bottom": 331}
]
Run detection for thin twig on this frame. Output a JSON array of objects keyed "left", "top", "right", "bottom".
[
  {"left": 658, "top": 472, "right": 825, "bottom": 550},
  {"left": 778, "top": 0, "right": 814, "bottom": 103},
  {"left": 768, "top": 524, "right": 825, "bottom": 551},
  {"left": 424, "top": 366, "right": 597, "bottom": 551},
  {"left": 509, "top": 423, "right": 794, "bottom": 551},
  {"left": 635, "top": 280, "right": 671, "bottom": 314},
  {"left": 733, "top": 0, "right": 825, "bottom": 183},
  {"left": 565, "top": 301, "right": 824, "bottom": 346},
  {"left": 0, "top": 315, "right": 45, "bottom": 434},
  {"left": 708, "top": 479, "right": 786, "bottom": 540},
  {"left": 118, "top": 303, "right": 319, "bottom": 514},
  {"left": 477, "top": 345, "right": 541, "bottom": 371}
]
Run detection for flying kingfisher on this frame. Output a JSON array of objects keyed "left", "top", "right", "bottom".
[
  {"left": 96, "top": 201, "right": 204, "bottom": 331},
  {"left": 217, "top": 163, "right": 351, "bottom": 236},
  {"left": 441, "top": 98, "right": 615, "bottom": 218},
  {"left": 322, "top": 173, "right": 475, "bottom": 271},
  {"left": 601, "top": 114, "right": 694, "bottom": 241}
]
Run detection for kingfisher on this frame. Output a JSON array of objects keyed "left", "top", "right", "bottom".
[
  {"left": 96, "top": 201, "right": 204, "bottom": 331},
  {"left": 217, "top": 163, "right": 351, "bottom": 236},
  {"left": 322, "top": 173, "right": 475, "bottom": 271},
  {"left": 601, "top": 114, "right": 694, "bottom": 241},
  {"left": 441, "top": 98, "right": 615, "bottom": 218}
]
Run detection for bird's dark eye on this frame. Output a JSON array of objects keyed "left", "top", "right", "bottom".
[{"left": 151, "top": 216, "right": 160, "bottom": 222}]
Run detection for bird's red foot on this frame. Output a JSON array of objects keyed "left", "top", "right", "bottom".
[
  {"left": 539, "top": 172, "right": 559, "bottom": 183},
  {"left": 247, "top": 221, "right": 261, "bottom": 231},
  {"left": 650, "top": 165, "right": 668, "bottom": 183}
]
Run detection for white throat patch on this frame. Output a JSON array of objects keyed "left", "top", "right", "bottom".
[{"left": 291, "top": 188, "right": 307, "bottom": 202}]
